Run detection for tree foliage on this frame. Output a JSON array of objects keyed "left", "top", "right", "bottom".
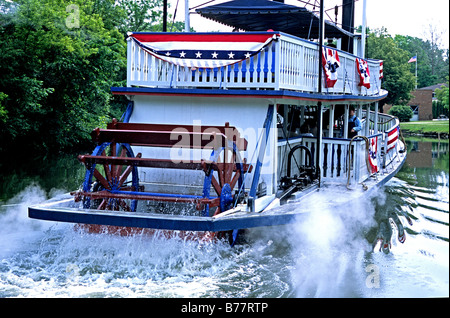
[
  {"left": 366, "top": 28, "right": 416, "bottom": 106},
  {"left": 366, "top": 26, "right": 449, "bottom": 113},
  {"left": 388, "top": 105, "right": 414, "bottom": 122},
  {"left": 116, "top": 0, "right": 163, "bottom": 33},
  {"left": 435, "top": 77, "right": 449, "bottom": 112},
  {"left": 0, "top": 0, "right": 168, "bottom": 157},
  {"left": 394, "top": 34, "right": 449, "bottom": 88}
]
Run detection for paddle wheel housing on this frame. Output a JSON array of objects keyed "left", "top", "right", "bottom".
[{"left": 73, "top": 118, "right": 252, "bottom": 219}]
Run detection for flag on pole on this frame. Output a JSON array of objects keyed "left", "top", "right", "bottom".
[
  {"left": 368, "top": 137, "right": 378, "bottom": 173},
  {"left": 321, "top": 47, "right": 340, "bottom": 88},
  {"left": 387, "top": 126, "right": 399, "bottom": 152},
  {"left": 128, "top": 32, "right": 278, "bottom": 69},
  {"left": 408, "top": 56, "right": 417, "bottom": 63},
  {"left": 356, "top": 58, "right": 371, "bottom": 89}
]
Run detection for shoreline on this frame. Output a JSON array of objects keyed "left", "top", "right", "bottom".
[
  {"left": 400, "top": 120, "right": 449, "bottom": 139},
  {"left": 401, "top": 130, "right": 449, "bottom": 139}
]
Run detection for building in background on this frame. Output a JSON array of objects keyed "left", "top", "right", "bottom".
[{"left": 384, "top": 83, "right": 448, "bottom": 121}]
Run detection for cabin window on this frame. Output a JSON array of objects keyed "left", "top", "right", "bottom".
[{"left": 277, "top": 105, "right": 317, "bottom": 140}]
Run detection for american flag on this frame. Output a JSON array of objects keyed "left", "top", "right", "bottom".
[
  {"left": 356, "top": 58, "right": 371, "bottom": 89},
  {"left": 321, "top": 47, "right": 340, "bottom": 88},
  {"left": 387, "top": 126, "right": 399, "bottom": 152},
  {"left": 129, "top": 32, "right": 278, "bottom": 69},
  {"left": 408, "top": 56, "right": 417, "bottom": 63},
  {"left": 368, "top": 137, "right": 378, "bottom": 173}
]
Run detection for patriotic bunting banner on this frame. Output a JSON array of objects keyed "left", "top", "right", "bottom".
[
  {"left": 356, "top": 58, "right": 371, "bottom": 89},
  {"left": 368, "top": 137, "right": 378, "bottom": 173},
  {"left": 129, "top": 33, "right": 279, "bottom": 69},
  {"left": 321, "top": 47, "right": 340, "bottom": 88},
  {"left": 387, "top": 126, "right": 399, "bottom": 152},
  {"left": 379, "top": 61, "right": 384, "bottom": 79}
]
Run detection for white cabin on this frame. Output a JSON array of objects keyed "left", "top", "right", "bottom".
[{"left": 109, "top": 30, "right": 402, "bottom": 214}]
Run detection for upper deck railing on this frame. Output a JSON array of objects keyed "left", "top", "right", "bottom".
[{"left": 127, "top": 32, "right": 383, "bottom": 96}]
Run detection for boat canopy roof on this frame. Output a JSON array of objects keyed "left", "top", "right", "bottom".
[{"left": 196, "top": 0, "right": 355, "bottom": 40}]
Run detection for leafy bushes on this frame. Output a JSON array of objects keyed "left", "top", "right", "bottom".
[
  {"left": 0, "top": 0, "right": 138, "bottom": 156},
  {"left": 388, "top": 105, "right": 414, "bottom": 122}
]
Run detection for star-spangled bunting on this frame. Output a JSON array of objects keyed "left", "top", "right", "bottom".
[
  {"left": 368, "top": 137, "right": 378, "bottom": 173},
  {"left": 321, "top": 47, "right": 340, "bottom": 88},
  {"left": 129, "top": 32, "right": 279, "bottom": 69},
  {"left": 356, "top": 58, "right": 371, "bottom": 89}
]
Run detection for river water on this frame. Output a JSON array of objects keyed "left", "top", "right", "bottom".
[{"left": 0, "top": 138, "right": 448, "bottom": 298}]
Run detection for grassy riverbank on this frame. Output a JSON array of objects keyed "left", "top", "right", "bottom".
[{"left": 400, "top": 120, "right": 449, "bottom": 134}]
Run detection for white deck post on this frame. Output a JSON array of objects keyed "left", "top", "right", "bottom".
[
  {"left": 374, "top": 102, "right": 379, "bottom": 135},
  {"left": 127, "top": 36, "right": 133, "bottom": 87},
  {"left": 328, "top": 104, "right": 335, "bottom": 138},
  {"left": 343, "top": 104, "right": 349, "bottom": 139},
  {"left": 274, "top": 40, "right": 281, "bottom": 90},
  {"left": 365, "top": 104, "right": 370, "bottom": 136},
  {"left": 357, "top": 104, "right": 362, "bottom": 135},
  {"left": 357, "top": 104, "right": 362, "bottom": 120},
  {"left": 316, "top": 102, "right": 323, "bottom": 183}
]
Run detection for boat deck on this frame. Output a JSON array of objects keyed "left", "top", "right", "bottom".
[
  {"left": 29, "top": 142, "right": 406, "bottom": 232},
  {"left": 126, "top": 32, "right": 384, "bottom": 98},
  {"left": 111, "top": 86, "right": 388, "bottom": 104}
]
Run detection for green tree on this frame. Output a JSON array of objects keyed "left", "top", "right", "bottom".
[
  {"left": 0, "top": 0, "right": 181, "bottom": 158},
  {"left": 0, "top": 0, "right": 128, "bottom": 156},
  {"left": 0, "top": 92, "right": 7, "bottom": 123},
  {"left": 388, "top": 105, "right": 414, "bottom": 122},
  {"left": 435, "top": 77, "right": 449, "bottom": 112},
  {"left": 116, "top": 0, "right": 163, "bottom": 33},
  {"left": 366, "top": 28, "right": 416, "bottom": 107},
  {"left": 115, "top": 0, "right": 191, "bottom": 33},
  {"left": 394, "top": 34, "right": 449, "bottom": 88}
]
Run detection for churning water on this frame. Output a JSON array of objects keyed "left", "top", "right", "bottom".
[{"left": 0, "top": 139, "right": 448, "bottom": 298}]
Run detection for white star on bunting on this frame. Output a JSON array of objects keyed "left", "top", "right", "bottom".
[
  {"left": 211, "top": 52, "right": 218, "bottom": 58},
  {"left": 228, "top": 52, "right": 235, "bottom": 59},
  {"left": 195, "top": 51, "right": 202, "bottom": 58}
]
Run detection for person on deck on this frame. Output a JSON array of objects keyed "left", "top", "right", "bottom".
[{"left": 347, "top": 106, "right": 361, "bottom": 138}]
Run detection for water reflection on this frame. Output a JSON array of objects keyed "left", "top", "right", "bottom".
[
  {"left": 370, "top": 138, "right": 449, "bottom": 254},
  {"left": 406, "top": 139, "right": 449, "bottom": 170}
]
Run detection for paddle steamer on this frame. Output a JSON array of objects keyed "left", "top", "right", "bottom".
[{"left": 29, "top": 0, "right": 406, "bottom": 245}]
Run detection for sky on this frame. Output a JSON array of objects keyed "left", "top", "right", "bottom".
[{"left": 170, "top": 0, "right": 449, "bottom": 49}]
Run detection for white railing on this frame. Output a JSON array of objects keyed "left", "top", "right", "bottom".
[
  {"left": 278, "top": 34, "right": 383, "bottom": 96},
  {"left": 380, "top": 114, "right": 403, "bottom": 170},
  {"left": 127, "top": 32, "right": 383, "bottom": 96},
  {"left": 300, "top": 134, "right": 382, "bottom": 185},
  {"left": 282, "top": 112, "right": 401, "bottom": 185}
]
